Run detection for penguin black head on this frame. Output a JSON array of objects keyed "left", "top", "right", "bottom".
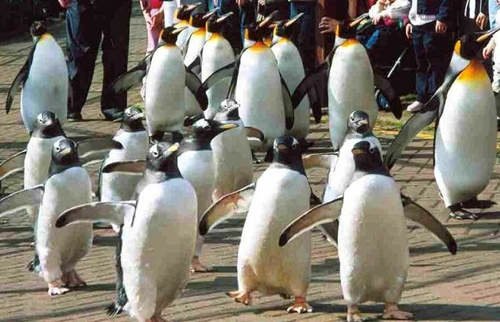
[
  {"left": 147, "top": 142, "right": 181, "bottom": 174},
  {"left": 335, "top": 22, "right": 357, "bottom": 40},
  {"left": 52, "top": 138, "right": 80, "bottom": 167},
  {"left": 30, "top": 21, "right": 48, "bottom": 38},
  {"left": 176, "top": 2, "right": 202, "bottom": 21},
  {"left": 347, "top": 111, "right": 370, "bottom": 135},
  {"left": 192, "top": 118, "right": 238, "bottom": 140},
  {"left": 190, "top": 10, "right": 216, "bottom": 28},
  {"left": 351, "top": 140, "right": 387, "bottom": 175},
  {"left": 454, "top": 27, "right": 500, "bottom": 60},
  {"left": 272, "top": 135, "right": 304, "bottom": 173},
  {"left": 274, "top": 13, "right": 303, "bottom": 39},
  {"left": 206, "top": 12, "right": 234, "bottom": 33},
  {"left": 216, "top": 99, "right": 240, "bottom": 122},
  {"left": 245, "top": 10, "right": 279, "bottom": 42},
  {"left": 161, "top": 26, "right": 186, "bottom": 44},
  {"left": 32, "top": 111, "right": 65, "bottom": 138},
  {"left": 121, "top": 106, "right": 145, "bottom": 132}
]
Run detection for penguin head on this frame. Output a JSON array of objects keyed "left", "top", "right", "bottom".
[
  {"left": 120, "top": 106, "right": 145, "bottom": 132},
  {"left": 161, "top": 26, "right": 187, "bottom": 44},
  {"left": 215, "top": 99, "right": 240, "bottom": 122},
  {"left": 454, "top": 26, "right": 500, "bottom": 60},
  {"left": 30, "top": 21, "right": 48, "bottom": 41},
  {"left": 175, "top": 2, "right": 202, "bottom": 21},
  {"left": 351, "top": 140, "right": 384, "bottom": 173},
  {"left": 207, "top": 12, "right": 234, "bottom": 34},
  {"left": 335, "top": 22, "right": 357, "bottom": 40},
  {"left": 245, "top": 10, "right": 278, "bottom": 42},
  {"left": 147, "top": 142, "right": 181, "bottom": 173},
  {"left": 32, "top": 111, "right": 64, "bottom": 138},
  {"left": 274, "top": 13, "right": 303, "bottom": 39},
  {"left": 347, "top": 111, "right": 370, "bottom": 134},
  {"left": 191, "top": 118, "right": 238, "bottom": 141},
  {"left": 52, "top": 138, "right": 79, "bottom": 167},
  {"left": 190, "top": 9, "right": 216, "bottom": 28},
  {"left": 272, "top": 135, "right": 302, "bottom": 166}
]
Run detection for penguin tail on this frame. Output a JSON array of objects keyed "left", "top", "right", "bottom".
[{"left": 105, "top": 302, "right": 124, "bottom": 317}]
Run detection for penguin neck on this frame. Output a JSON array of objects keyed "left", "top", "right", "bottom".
[
  {"left": 144, "top": 167, "right": 182, "bottom": 184},
  {"left": 183, "top": 135, "right": 212, "bottom": 151},
  {"left": 32, "top": 124, "right": 66, "bottom": 139},
  {"left": 346, "top": 130, "right": 373, "bottom": 140},
  {"left": 272, "top": 153, "right": 306, "bottom": 175},
  {"left": 121, "top": 121, "right": 145, "bottom": 132},
  {"left": 48, "top": 161, "right": 81, "bottom": 178},
  {"left": 353, "top": 159, "right": 390, "bottom": 180}
]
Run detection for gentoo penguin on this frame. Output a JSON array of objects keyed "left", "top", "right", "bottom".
[
  {"left": 200, "top": 135, "right": 313, "bottom": 313},
  {"left": 178, "top": 118, "right": 238, "bottom": 272},
  {"left": 0, "top": 138, "right": 93, "bottom": 296},
  {"left": 99, "top": 107, "right": 148, "bottom": 221},
  {"left": 56, "top": 142, "right": 198, "bottom": 322},
  {"left": 271, "top": 14, "right": 311, "bottom": 145},
  {"left": 384, "top": 30, "right": 499, "bottom": 219},
  {"left": 201, "top": 13, "right": 236, "bottom": 119},
  {"left": 6, "top": 21, "right": 68, "bottom": 133},
  {"left": 280, "top": 140, "right": 457, "bottom": 322}
]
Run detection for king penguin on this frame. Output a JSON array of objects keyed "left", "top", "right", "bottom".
[
  {"left": 280, "top": 140, "right": 457, "bottom": 322},
  {"left": 0, "top": 138, "right": 93, "bottom": 296},
  {"left": 175, "top": 3, "right": 204, "bottom": 54},
  {"left": 55, "top": 142, "right": 198, "bottom": 322},
  {"left": 6, "top": 21, "right": 68, "bottom": 133},
  {"left": 384, "top": 30, "right": 499, "bottom": 219},
  {"left": 199, "top": 135, "right": 313, "bottom": 313}
]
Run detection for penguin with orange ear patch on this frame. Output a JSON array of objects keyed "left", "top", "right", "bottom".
[{"left": 384, "top": 29, "right": 500, "bottom": 220}]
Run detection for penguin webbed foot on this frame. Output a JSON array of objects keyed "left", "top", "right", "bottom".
[
  {"left": 460, "top": 197, "right": 496, "bottom": 209},
  {"left": 47, "top": 280, "right": 70, "bottom": 297},
  {"left": 286, "top": 297, "right": 313, "bottom": 314},
  {"left": 226, "top": 290, "right": 252, "bottom": 305},
  {"left": 347, "top": 304, "right": 365, "bottom": 322},
  {"left": 190, "top": 256, "right": 214, "bottom": 273},
  {"left": 62, "top": 270, "right": 87, "bottom": 288},
  {"left": 382, "top": 303, "right": 414, "bottom": 320},
  {"left": 105, "top": 302, "right": 125, "bottom": 317},
  {"left": 449, "top": 206, "right": 479, "bottom": 220}
]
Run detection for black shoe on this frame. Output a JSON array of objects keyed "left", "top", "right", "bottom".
[
  {"left": 102, "top": 108, "right": 124, "bottom": 121},
  {"left": 67, "top": 112, "right": 83, "bottom": 122}
]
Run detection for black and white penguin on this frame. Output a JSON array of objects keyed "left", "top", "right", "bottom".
[
  {"left": 6, "top": 21, "right": 68, "bottom": 133},
  {"left": 280, "top": 140, "right": 457, "bottom": 322},
  {"left": 56, "top": 142, "right": 198, "bottom": 322},
  {"left": 0, "top": 138, "right": 93, "bottom": 296},
  {"left": 200, "top": 135, "right": 314, "bottom": 313}
]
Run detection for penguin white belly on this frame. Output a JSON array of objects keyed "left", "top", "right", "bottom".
[
  {"left": 236, "top": 45, "right": 285, "bottom": 149},
  {"left": 434, "top": 62, "right": 497, "bottom": 207},
  {"left": 184, "top": 31, "right": 206, "bottom": 116},
  {"left": 328, "top": 41, "right": 378, "bottom": 150},
  {"left": 101, "top": 130, "right": 149, "bottom": 201},
  {"left": 21, "top": 37, "right": 68, "bottom": 132},
  {"left": 145, "top": 45, "right": 186, "bottom": 134},
  {"left": 211, "top": 127, "right": 253, "bottom": 197},
  {"left": 121, "top": 179, "right": 197, "bottom": 320},
  {"left": 272, "top": 40, "right": 309, "bottom": 139},
  {"left": 202, "top": 36, "right": 235, "bottom": 118},
  {"left": 323, "top": 136, "right": 382, "bottom": 202},
  {"left": 237, "top": 167, "right": 311, "bottom": 296},
  {"left": 176, "top": 26, "right": 196, "bottom": 55},
  {"left": 24, "top": 136, "right": 63, "bottom": 188},
  {"left": 338, "top": 175, "right": 408, "bottom": 304},
  {"left": 36, "top": 167, "right": 92, "bottom": 283}
]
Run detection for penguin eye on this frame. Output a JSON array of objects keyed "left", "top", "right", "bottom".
[
  {"left": 152, "top": 150, "right": 159, "bottom": 158},
  {"left": 369, "top": 147, "right": 376, "bottom": 154},
  {"left": 55, "top": 146, "right": 61, "bottom": 152}
]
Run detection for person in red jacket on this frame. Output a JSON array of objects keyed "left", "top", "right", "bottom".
[{"left": 141, "top": 0, "right": 164, "bottom": 54}]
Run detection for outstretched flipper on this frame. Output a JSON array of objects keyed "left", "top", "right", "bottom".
[
  {"left": 55, "top": 201, "right": 136, "bottom": 228},
  {"left": 383, "top": 110, "right": 437, "bottom": 169},
  {"left": 0, "top": 185, "right": 44, "bottom": 217},
  {"left": 374, "top": 72, "right": 402, "bottom": 119},
  {"left": 199, "top": 183, "right": 255, "bottom": 235},
  {"left": 302, "top": 153, "right": 336, "bottom": 170},
  {"left": 281, "top": 77, "right": 294, "bottom": 130},
  {"left": 291, "top": 63, "right": 329, "bottom": 112},
  {"left": 110, "top": 55, "right": 151, "bottom": 94},
  {"left": 0, "top": 149, "right": 27, "bottom": 181},
  {"left": 199, "top": 61, "right": 236, "bottom": 96},
  {"left": 6, "top": 44, "right": 36, "bottom": 113},
  {"left": 78, "top": 138, "right": 123, "bottom": 165},
  {"left": 279, "top": 197, "right": 343, "bottom": 247},
  {"left": 318, "top": 220, "right": 339, "bottom": 246},
  {"left": 401, "top": 194, "right": 457, "bottom": 255},
  {"left": 102, "top": 160, "right": 147, "bottom": 174},
  {"left": 186, "top": 67, "right": 208, "bottom": 111}
]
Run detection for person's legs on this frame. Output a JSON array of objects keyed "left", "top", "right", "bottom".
[
  {"left": 424, "top": 29, "right": 452, "bottom": 101},
  {"left": 101, "top": 0, "right": 132, "bottom": 119},
  {"left": 66, "top": 1, "right": 101, "bottom": 119},
  {"left": 219, "top": 0, "right": 242, "bottom": 53},
  {"left": 290, "top": 1, "right": 316, "bottom": 73},
  {"left": 411, "top": 25, "right": 428, "bottom": 104},
  {"left": 239, "top": 0, "right": 256, "bottom": 41}
]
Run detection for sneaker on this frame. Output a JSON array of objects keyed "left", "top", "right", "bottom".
[
  {"left": 102, "top": 108, "right": 124, "bottom": 121},
  {"left": 406, "top": 101, "right": 424, "bottom": 113},
  {"left": 67, "top": 112, "right": 83, "bottom": 122}
]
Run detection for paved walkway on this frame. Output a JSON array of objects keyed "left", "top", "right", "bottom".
[{"left": 0, "top": 5, "right": 499, "bottom": 322}]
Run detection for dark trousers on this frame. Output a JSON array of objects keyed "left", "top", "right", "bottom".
[
  {"left": 411, "top": 22, "right": 453, "bottom": 102},
  {"left": 66, "top": 0, "right": 131, "bottom": 114},
  {"left": 239, "top": 0, "right": 256, "bottom": 41},
  {"left": 290, "top": 1, "right": 316, "bottom": 73},
  {"left": 216, "top": 0, "right": 243, "bottom": 53}
]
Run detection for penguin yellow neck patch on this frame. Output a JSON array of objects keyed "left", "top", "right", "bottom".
[
  {"left": 341, "top": 38, "right": 359, "bottom": 48},
  {"left": 453, "top": 40, "right": 461, "bottom": 55},
  {"left": 457, "top": 60, "right": 488, "bottom": 83},
  {"left": 209, "top": 33, "right": 223, "bottom": 41},
  {"left": 277, "top": 37, "right": 291, "bottom": 45},
  {"left": 250, "top": 42, "right": 268, "bottom": 52},
  {"left": 193, "top": 28, "right": 206, "bottom": 38}
]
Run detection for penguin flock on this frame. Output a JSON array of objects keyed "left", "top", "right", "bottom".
[{"left": 0, "top": 10, "right": 498, "bottom": 322}]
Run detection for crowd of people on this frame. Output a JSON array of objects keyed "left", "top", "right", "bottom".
[{"left": 56, "top": 0, "right": 500, "bottom": 120}]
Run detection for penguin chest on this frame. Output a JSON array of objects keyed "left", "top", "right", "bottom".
[
  {"left": 236, "top": 46, "right": 285, "bottom": 144},
  {"left": 176, "top": 26, "right": 196, "bottom": 54},
  {"left": 121, "top": 179, "right": 197, "bottom": 317},
  {"left": 328, "top": 42, "right": 377, "bottom": 150},
  {"left": 338, "top": 175, "right": 409, "bottom": 304},
  {"left": 24, "top": 136, "right": 63, "bottom": 188},
  {"left": 238, "top": 168, "right": 311, "bottom": 294},
  {"left": 184, "top": 30, "right": 206, "bottom": 66},
  {"left": 435, "top": 62, "right": 497, "bottom": 206},
  {"left": 145, "top": 46, "right": 186, "bottom": 132}
]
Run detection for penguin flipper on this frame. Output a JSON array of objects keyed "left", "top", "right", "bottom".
[
  {"left": 281, "top": 77, "right": 294, "bottom": 130},
  {"left": 245, "top": 127, "right": 265, "bottom": 142},
  {"left": 78, "top": 138, "right": 123, "bottom": 165},
  {"left": 402, "top": 194, "right": 457, "bottom": 255},
  {"left": 318, "top": 220, "right": 339, "bottom": 246},
  {"left": 110, "top": 55, "right": 150, "bottom": 94},
  {"left": 102, "top": 160, "right": 147, "bottom": 174},
  {"left": 279, "top": 196, "right": 343, "bottom": 247},
  {"left": 0, "top": 149, "right": 27, "bottom": 181},
  {"left": 0, "top": 185, "right": 44, "bottom": 218},
  {"left": 6, "top": 44, "right": 35, "bottom": 113},
  {"left": 186, "top": 67, "right": 208, "bottom": 111},
  {"left": 302, "top": 153, "right": 337, "bottom": 170},
  {"left": 374, "top": 72, "right": 402, "bottom": 119},
  {"left": 199, "top": 183, "right": 256, "bottom": 235},
  {"left": 200, "top": 62, "right": 236, "bottom": 93},
  {"left": 55, "top": 201, "right": 136, "bottom": 228},
  {"left": 291, "top": 63, "right": 329, "bottom": 110},
  {"left": 383, "top": 110, "right": 437, "bottom": 169}
]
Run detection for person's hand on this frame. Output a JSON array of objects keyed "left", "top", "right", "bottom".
[
  {"left": 405, "top": 23, "right": 412, "bottom": 39},
  {"left": 435, "top": 20, "right": 447, "bottom": 33},
  {"left": 152, "top": 11, "right": 164, "bottom": 29},
  {"left": 476, "top": 12, "right": 488, "bottom": 30},
  {"left": 483, "top": 45, "right": 493, "bottom": 59},
  {"left": 58, "top": 0, "right": 71, "bottom": 8},
  {"left": 319, "top": 16, "right": 338, "bottom": 34},
  {"left": 372, "top": 14, "right": 382, "bottom": 25}
]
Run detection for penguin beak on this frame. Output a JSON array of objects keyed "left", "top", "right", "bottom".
[
  {"left": 164, "top": 142, "right": 180, "bottom": 156},
  {"left": 173, "top": 26, "right": 188, "bottom": 35},
  {"left": 358, "top": 119, "right": 369, "bottom": 126},
  {"left": 258, "top": 10, "right": 279, "bottom": 29},
  {"left": 277, "top": 144, "right": 289, "bottom": 151},
  {"left": 216, "top": 12, "right": 234, "bottom": 23},
  {"left": 351, "top": 147, "right": 365, "bottom": 156},
  {"left": 284, "top": 12, "right": 304, "bottom": 28},
  {"left": 219, "top": 123, "right": 238, "bottom": 131},
  {"left": 349, "top": 13, "right": 369, "bottom": 27},
  {"left": 187, "top": 2, "right": 202, "bottom": 11},
  {"left": 476, "top": 25, "right": 500, "bottom": 43},
  {"left": 203, "top": 9, "right": 217, "bottom": 20}
]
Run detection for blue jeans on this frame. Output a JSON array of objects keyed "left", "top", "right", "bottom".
[
  {"left": 290, "top": 1, "right": 316, "bottom": 72},
  {"left": 490, "top": 0, "right": 500, "bottom": 28}
]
